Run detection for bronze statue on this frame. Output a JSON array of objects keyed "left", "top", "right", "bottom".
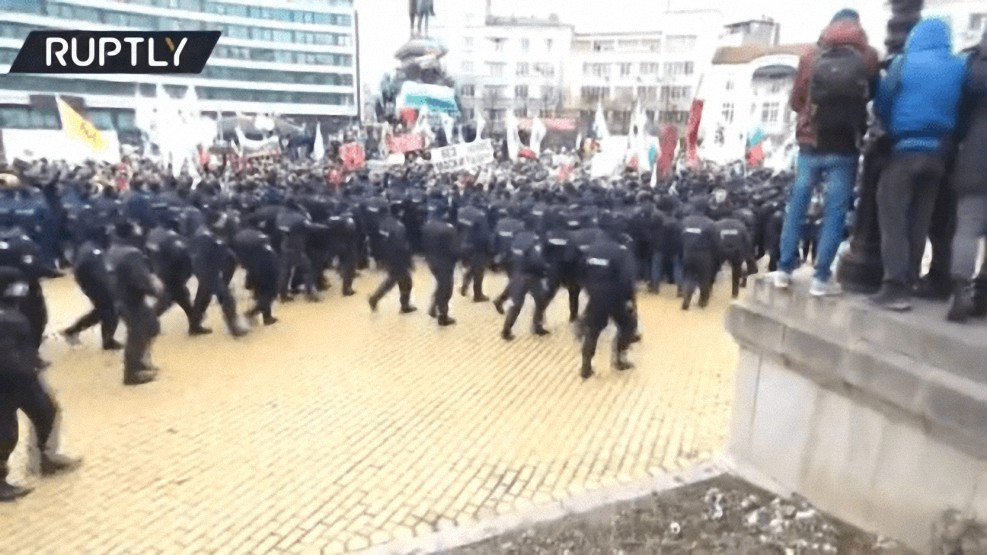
[{"left": 409, "top": 0, "right": 436, "bottom": 37}]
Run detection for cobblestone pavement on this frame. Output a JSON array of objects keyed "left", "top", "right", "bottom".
[{"left": 1, "top": 265, "right": 738, "bottom": 554}]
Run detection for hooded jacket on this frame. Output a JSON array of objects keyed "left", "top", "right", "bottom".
[
  {"left": 952, "top": 32, "right": 987, "bottom": 195},
  {"left": 875, "top": 18, "right": 967, "bottom": 153},
  {"left": 790, "top": 19, "right": 880, "bottom": 150}
]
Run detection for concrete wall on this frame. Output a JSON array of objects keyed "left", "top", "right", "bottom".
[{"left": 725, "top": 277, "right": 987, "bottom": 552}]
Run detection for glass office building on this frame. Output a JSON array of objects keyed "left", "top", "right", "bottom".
[{"left": 1, "top": 0, "right": 358, "bottom": 138}]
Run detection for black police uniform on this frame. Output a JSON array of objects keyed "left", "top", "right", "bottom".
[
  {"left": 233, "top": 228, "right": 280, "bottom": 325},
  {"left": 456, "top": 203, "right": 492, "bottom": 302},
  {"left": 106, "top": 236, "right": 161, "bottom": 384},
  {"left": 500, "top": 230, "right": 551, "bottom": 340},
  {"left": 715, "top": 218, "right": 756, "bottom": 299},
  {"left": 0, "top": 229, "right": 49, "bottom": 350},
  {"left": 190, "top": 221, "right": 247, "bottom": 337},
  {"left": 0, "top": 267, "right": 79, "bottom": 502},
  {"left": 62, "top": 241, "right": 121, "bottom": 349},
  {"left": 680, "top": 214, "right": 719, "bottom": 310},
  {"left": 145, "top": 225, "right": 202, "bottom": 334},
  {"left": 579, "top": 234, "right": 637, "bottom": 379},
  {"left": 275, "top": 207, "right": 318, "bottom": 302},
  {"left": 368, "top": 212, "right": 416, "bottom": 314},
  {"left": 422, "top": 212, "right": 459, "bottom": 326}
]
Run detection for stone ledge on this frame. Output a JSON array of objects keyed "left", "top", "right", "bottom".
[{"left": 727, "top": 276, "right": 987, "bottom": 459}]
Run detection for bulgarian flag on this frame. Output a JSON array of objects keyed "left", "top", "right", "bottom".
[{"left": 746, "top": 126, "right": 765, "bottom": 168}]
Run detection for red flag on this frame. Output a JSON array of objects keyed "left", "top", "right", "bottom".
[
  {"left": 747, "top": 143, "right": 765, "bottom": 167},
  {"left": 400, "top": 108, "right": 418, "bottom": 127},
  {"left": 518, "top": 147, "right": 537, "bottom": 160},
  {"left": 658, "top": 125, "right": 678, "bottom": 178},
  {"left": 339, "top": 143, "right": 366, "bottom": 172},
  {"left": 685, "top": 99, "right": 704, "bottom": 169}
]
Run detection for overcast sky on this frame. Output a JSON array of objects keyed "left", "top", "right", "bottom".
[{"left": 355, "top": 0, "right": 888, "bottom": 88}]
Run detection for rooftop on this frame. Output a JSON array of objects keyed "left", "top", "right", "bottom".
[{"left": 712, "top": 43, "right": 812, "bottom": 64}]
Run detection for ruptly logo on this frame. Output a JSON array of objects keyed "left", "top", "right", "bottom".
[{"left": 8, "top": 30, "right": 221, "bottom": 74}]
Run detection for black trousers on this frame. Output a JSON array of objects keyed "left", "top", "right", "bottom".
[
  {"left": 951, "top": 194, "right": 987, "bottom": 280},
  {"left": 22, "top": 288, "right": 47, "bottom": 350},
  {"left": 278, "top": 248, "right": 315, "bottom": 297},
  {"left": 333, "top": 243, "right": 358, "bottom": 294},
  {"left": 546, "top": 268, "right": 581, "bottom": 321},
  {"left": 580, "top": 296, "right": 637, "bottom": 364},
  {"left": 245, "top": 267, "right": 278, "bottom": 321},
  {"left": 681, "top": 251, "right": 715, "bottom": 309},
  {"left": 118, "top": 299, "right": 160, "bottom": 375},
  {"left": 154, "top": 275, "right": 196, "bottom": 328},
  {"left": 460, "top": 250, "right": 489, "bottom": 299},
  {"left": 0, "top": 373, "right": 58, "bottom": 480},
  {"left": 926, "top": 174, "right": 957, "bottom": 283},
  {"left": 192, "top": 272, "right": 238, "bottom": 332},
  {"left": 720, "top": 248, "right": 747, "bottom": 299},
  {"left": 65, "top": 285, "right": 118, "bottom": 345},
  {"left": 370, "top": 269, "right": 413, "bottom": 309},
  {"left": 877, "top": 152, "right": 946, "bottom": 286},
  {"left": 428, "top": 263, "right": 455, "bottom": 318},
  {"left": 502, "top": 273, "right": 549, "bottom": 332}
]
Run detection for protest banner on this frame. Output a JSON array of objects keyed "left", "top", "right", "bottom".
[{"left": 429, "top": 139, "right": 495, "bottom": 173}]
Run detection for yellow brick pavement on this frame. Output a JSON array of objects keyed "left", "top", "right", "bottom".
[{"left": 0, "top": 266, "right": 738, "bottom": 554}]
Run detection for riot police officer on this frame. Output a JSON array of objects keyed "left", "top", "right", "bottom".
[
  {"left": 146, "top": 221, "right": 206, "bottom": 335},
  {"left": 680, "top": 204, "right": 719, "bottom": 311},
  {"left": 500, "top": 225, "right": 551, "bottom": 341},
  {"left": 422, "top": 204, "right": 459, "bottom": 326},
  {"left": 578, "top": 231, "right": 637, "bottom": 380},
  {"left": 106, "top": 222, "right": 161, "bottom": 385},
  {"left": 189, "top": 213, "right": 249, "bottom": 338},
  {"left": 457, "top": 198, "right": 492, "bottom": 302},
  {"left": 61, "top": 237, "right": 122, "bottom": 350},
  {"left": 368, "top": 203, "right": 417, "bottom": 314},
  {"left": 0, "top": 266, "right": 81, "bottom": 502},
  {"left": 715, "top": 218, "right": 756, "bottom": 299},
  {"left": 233, "top": 227, "right": 280, "bottom": 326}
]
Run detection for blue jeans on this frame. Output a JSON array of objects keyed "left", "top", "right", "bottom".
[{"left": 779, "top": 150, "right": 857, "bottom": 282}]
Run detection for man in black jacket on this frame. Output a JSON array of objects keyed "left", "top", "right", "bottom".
[
  {"left": 107, "top": 222, "right": 162, "bottom": 385},
  {"left": 422, "top": 204, "right": 459, "bottom": 326},
  {"left": 368, "top": 203, "right": 417, "bottom": 314}
]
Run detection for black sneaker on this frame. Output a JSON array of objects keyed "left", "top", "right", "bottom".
[
  {"left": 947, "top": 280, "right": 973, "bottom": 323},
  {"left": 870, "top": 284, "right": 913, "bottom": 312},
  {"left": 0, "top": 481, "right": 32, "bottom": 502}
]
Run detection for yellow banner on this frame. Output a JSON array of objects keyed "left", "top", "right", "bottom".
[{"left": 56, "top": 97, "right": 107, "bottom": 152}]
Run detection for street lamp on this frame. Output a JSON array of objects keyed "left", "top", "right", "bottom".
[{"left": 837, "top": 0, "right": 924, "bottom": 292}]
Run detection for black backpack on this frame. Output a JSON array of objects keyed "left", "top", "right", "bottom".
[{"left": 810, "top": 46, "right": 870, "bottom": 131}]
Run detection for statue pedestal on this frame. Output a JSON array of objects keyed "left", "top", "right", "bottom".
[{"left": 726, "top": 275, "right": 987, "bottom": 552}]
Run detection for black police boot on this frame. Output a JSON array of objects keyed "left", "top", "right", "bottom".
[
  {"left": 189, "top": 323, "right": 213, "bottom": 336},
  {"left": 124, "top": 368, "right": 157, "bottom": 386},
  {"left": 400, "top": 305, "right": 418, "bottom": 314},
  {"left": 305, "top": 291, "right": 322, "bottom": 303},
  {"left": 501, "top": 328, "right": 515, "bottom": 341},
  {"left": 460, "top": 282, "right": 469, "bottom": 297},
  {"left": 102, "top": 339, "right": 124, "bottom": 351},
  {"left": 438, "top": 315, "right": 456, "bottom": 327},
  {"left": 947, "top": 279, "right": 974, "bottom": 323},
  {"left": 580, "top": 360, "right": 594, "bottom": 380},
  {"left": 533, "top": 325, "right": 550, "bottom": 337},
  {"left": 473, "top": 294, "right": 490, "bottom": 303},
  {"left": 263, "top": 315, "right": 279, "bottom": 326},
  {"left": 492, "top": 298, "right": 505, "bottom": 315},
  {"left": 972, "top": 278, "right": 987, "bottom": 318},
  {"left": 40, "top": 453, "right": 82, "bottom": 477},
  {"left": 915, "top": 274, "right": 952, "bottom": 301},
  {"left": 614, "top": 351, "right": 634, "bottom": 371},
  {"left": 61, "top": 328, "right": 81, "bottom": 347},
  {"left": 0, "top": 473, "right": 31, "bottom": 502},
  {"left": 428, "top": 304, "right": 437, "bottom": 318},
  {"left": 342, "top": 288, "right": 356, "bottom": 297},
  {"left": 368, "top": 296, "right": 379, "bottom": 312}
]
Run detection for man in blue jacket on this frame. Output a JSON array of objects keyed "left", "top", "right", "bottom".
[{"left": 872, "top": 18, "right": 966, "bottom": 311}]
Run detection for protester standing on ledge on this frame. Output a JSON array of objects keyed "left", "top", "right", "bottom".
[
  {"left": 771, "top": 8, "right": 878, "bottom": 297},
  {"left": 871, "top": 18, "right": 966, "bottom": 312}
]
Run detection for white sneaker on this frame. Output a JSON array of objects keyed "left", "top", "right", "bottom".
[
  {"left": 809, "top": 278, "right": 843, "bottom": 297},
  {"left": 769, "top": 271, "right": 791, "bottom": 289}
]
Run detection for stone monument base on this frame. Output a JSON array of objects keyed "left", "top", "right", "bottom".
[{"left": 725, "top": 275, "right": 987, "bottom": 552}]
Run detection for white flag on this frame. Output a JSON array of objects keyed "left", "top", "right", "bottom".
[{"left": 312, "top": 122, "right": 324, "bottom": 161}]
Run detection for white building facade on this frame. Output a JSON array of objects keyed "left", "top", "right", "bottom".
[
  {"left": 698, "top": 44, "right": 809, "bottom": 164},
  {"left": 430, "top": 4, "right": 573, "bottom": 129},
  {"left": 564, "top": 8, "right": 723, "bottom": 134},
  {"left": 1, "top": 0, "right": 359, "bottom": 140}
]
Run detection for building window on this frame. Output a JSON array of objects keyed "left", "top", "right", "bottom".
[
  {"left": 491, "top": 38, "right": 505, "bottom": 52},
  {"left": 660, "top": 86, "right": 691, "bottom": 101},
  {"left": 534, "top": 63, "right": 554, "bottom": 77},
  {"left": 721, "top": 102, "right": 735, "bottom": 123},
  {"left": 545, "top": 38, "right": 554, "bottom": 51},
  {"left": 585, "top": 63, "right": 610, "bottom": 78},
  {"left": 484, "top": 85, "right": 506, "bottom": 99},
  {"left": 460, "top": 85, "right": 475, "bottom": 97},
  {"left": 515, "top": 85, "right": 528, "bottom": 99},
  {"left": 516, "top": 62, "right": 529, "bottom": 77},
  {"left": 464, "top": 37, "right": 474, "bottom": 49},
  {"left": 580, "top": 86, "right": 608, "bottom": 102},
  {"left": 725, "top": 78, "right": 735, "bottom": 91},
  {"left": 618, "top": 63, "right": 632, "bottom": 77},
  {"left": 640, "top": 63, "right": 660, "bottom": 75},
  {"left": 593, "top": 40, "right": 614, "bottom": 52},
  {"left": 770, "top": 80, "right": 784, "bottom": 94},
  {"left": 637, "top": 86, "right": 657, "bottom": 100},
  {"left": 665, "top": 35, "right": 697, "bottom": 53},
  {"left": 761, "top": 102, "right": 780, "bottom": 123},
  {"left": 487, "top": 62, "right": 505, "bottom": 77},
  {"left": 462, "top": 61, "right": 474, "bottom": 73},
  {"left": 521, "top": 38, "right": 530, "bottom": 52}
]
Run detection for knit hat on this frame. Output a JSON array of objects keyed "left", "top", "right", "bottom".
[{"left": 831, "top": 8, "right": 860, "bottom": 23}]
